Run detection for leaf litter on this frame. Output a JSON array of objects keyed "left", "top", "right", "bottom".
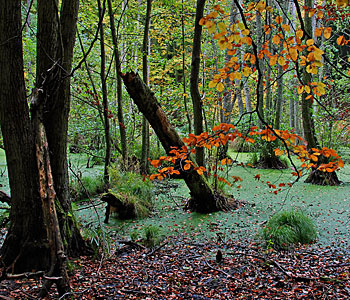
[{"left": 1, "top": 235, "right": 349, "bottom": 299}]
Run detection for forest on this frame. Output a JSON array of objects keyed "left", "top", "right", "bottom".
[{"left": 0, "top": 0, "right": 349, "bottom": 298}]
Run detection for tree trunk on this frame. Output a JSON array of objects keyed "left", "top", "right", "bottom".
[
  {"left": 140, "top": 0, "right": 152, "bottom": 175},
  {"left": 107, "top": 0, "right": 128, "bottom": 167},
  {"left": 0, "top": 0, "right": 49, "bottom": 273},
  {"left": 121, "top": 72, "right": 231, "bottom": 213},
  {"left": 0, "top": 0, "right": 89, "bottom": 282},
  {"left": 300, "top": 0, "right": 340, "bottom": 185},
  {"left": 190, "top": 0, "right": 206, "bottom": 167},
  {"left": 182, "top": 0, "right": 192, "bottom": 134},
  {"left": 31, "top": 96, "right": 70, "bottom": 296},
  {"left": 97, "top": 0, "right": 111, "bottom": 185},
  {"left": 256, "top": 9, "right": 265, "bottom": 127},
  {"left": 39, "top": 0, "right": 88, "bottom": 258}
]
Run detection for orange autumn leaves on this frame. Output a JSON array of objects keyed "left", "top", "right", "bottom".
[
  {"left": 149, "top": 123, "right": 251, "bottom": 183},
  {"left": 148, "top": 124, "right": 344, "bottom": 192}
]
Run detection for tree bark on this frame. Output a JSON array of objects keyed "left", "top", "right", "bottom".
[
  {"left": 38, "top": 0, "right": 88, "bottom": 258},
  {"left": 300, "top": 0, "right": 340, "bottom": 185},
  {"left": 182, "top": 0, "right": 192, "bottom": 134},
  {"left": 0, "top": 0, "right": 49, "bottom": 273},
  {"left": 107, "top": 0, "right": 128, "bottom": 166},
  {"left": 121, "top": 72, "right": 229, "bottom": 213},
  {"left": 140, "top": 0, "right": 152, "bottom": 175},
  {"left": 97, "top": 0, "right": 111, "bottom": 185},
  {"left": 0, "top": 0, "right": 88, "bottom": 282},
  {"left": 190, "top": 0, "right": 206, "bottom": 167},
  {"left": 31, "top": 96, "right": 70, "bottom": 296},
  {"left": 256, "top": 8, "right": 265, "bottom": 127}
]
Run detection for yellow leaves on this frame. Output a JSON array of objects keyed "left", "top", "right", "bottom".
[
  {"left": 314, "top": 27, "right": 323, "bottom": 37},
  {"left": 229, "top": 72, "right": 242, "bottom": 81},
  {"left": 208, "top": 23, "right": 217, "bottom": 34},
  {"left": 295, "top": 29, "right": 304, "bottom": 44},
  {"left": 306, "top": 39, "right": 314, "bottom": 46},
  {"left": 316, "top": 82, "right": 326, "bottom": 96},
  {"left": 247, "top": 2, "right": 256, "bottom": 11},
  {"left": 250, "top": 55, "right": 256, "bottom": 65},
  {"left": 208, "top": 80, "right": 217, "bottom": 88},
  {"left": 272, "top": 34, "right": 281, "bottom": 45},
  {"left": 243, "top": 53, "right": 256, "bottom": 65},
  {"left": 310, "top": 154, "right": 319, "bottom": 162},
  {"left": 213, "top": 4, "right": 225, "bottom": 13},
  {"left": 217, "top": 22, "right": 227, "bottom": 33},
  {"left": 269, "top": 55, "right": 277, "bottom": 66},
  {"left": 304, "top": 85, "right": 311, "bottom": 94},
  {"left": 241, "top": 29, "right": 250, "bottom": 36},
  {"left": 207, "top": 11, "right": 218, "bottom": 19},
  {"left": 323, "top": 27, "right": 332, "bottom": 39},
  {"left": 296, "top": 29, "right": 304, "bottom": 39},
  {"left": 242, "top": 67, "right": 253, "bottom": 77},
  {"left": 336, "top": 0, "right": 349, "bottom": 7},
  {"left": 243, "top": 53, "right": 250, "bottom": 61},
  {"left": 278, "top": 56, "right": 286, "bottom": 66},
  {"left": 288, "top": 47, "right": 298, "bottom": 61},
  {"left": 237, "top": 22, "right": 245, "bottom": 31},
  {"left": 306, "top": 63, "right": 318, "bottom": 75},
  {"left": 195, "top": 166, "right": 206, "bottom": 175},
  {"left": 297, "top": 86, "right": 304, "bottom": 94},
  {"left": 313, "top": 48, "right": 324, "bottom": 61},
  {"left": 256, "top": 0, "right": 266, "bottom": 12},
  {"left": 241, "top": 36, "right": 253, "bottom": 46},
  {"left": 317, "top": 10, "right": 324, "bottom": 19},
  {"left": 274, "top": 148, "right": 284, "bottom": 156},
  {"left": 281, "top": 24, "right": 290, "bottom": 32},
  {"left": 216, "top": 82, "right": 225, "bottom": 92},
  {"left": 218, "top": 37, "right": 228, "bottom": 50},
  {"left": 227, "top": 49, "right": 237, "bottom": 56},
  {"left": 308, "top": 8, "right": 316, "bottom": 17}
]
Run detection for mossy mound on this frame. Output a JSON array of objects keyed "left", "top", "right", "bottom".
[{"left": 102, "top": 191, "right": 152, "bottom": 223}]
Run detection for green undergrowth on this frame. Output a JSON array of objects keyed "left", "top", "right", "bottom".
[
  {"left": 70, "top": 175, "right": 105, "bottom": 202},
  {"left": 1, "top": 149, "right": 349, "bottom": 251},
  {"left": 262, "top": 209, "right": 317, "bottom": 250},
  {"left": 75, "top": 151, "right": 350, "bottom": 250}
]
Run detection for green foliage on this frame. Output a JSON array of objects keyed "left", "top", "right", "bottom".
[
  {"left": 107, "top": 165, "right": 154, "bottom": 219},
  {"left": 109, "top": 164, "right": 153, "bottom": 202},
  {"left": 142, "top": 225, "right": 162, "bottom": 248},
  {"left": 70, "top": 175, "right": 104, "bottom": 201},
  {"left": 247, "top": 152, "right": 259, "bottom": 165},
  {"left": 80, "top": 223, "right": 112, "bottom": 256},
  {"left": 0, "top": 208, "right": 9, "bottom": 228},
  {"left": 262, "top": 209, "right": 317, "bottom": 250}
]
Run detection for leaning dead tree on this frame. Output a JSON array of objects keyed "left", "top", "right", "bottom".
[{"left": 121, "top": 71, "right": 235, "bottom": 213}]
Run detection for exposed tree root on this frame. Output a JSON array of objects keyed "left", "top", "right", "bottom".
[
  {"left": 255, "top": 155, "right": 288, "bottom": 170},
  {"left": 305, "top": 169, "right": 341, "bottom": 186},
  {"left": 185, "top": 190, "right": 245, "bottom": 213}
]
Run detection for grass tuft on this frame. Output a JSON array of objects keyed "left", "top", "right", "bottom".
[{"left": 262, "top": 209, "right": 317, "bottom": 250}]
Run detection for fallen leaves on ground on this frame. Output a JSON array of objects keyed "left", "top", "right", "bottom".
[{"left": 1, "top": 236, "right": 349, "bottom": 299}]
